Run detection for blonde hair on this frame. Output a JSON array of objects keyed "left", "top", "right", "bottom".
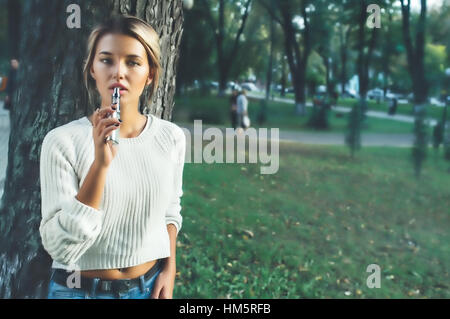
[{"left": 83, "top": 15, "right": 161, "bottom": 107}]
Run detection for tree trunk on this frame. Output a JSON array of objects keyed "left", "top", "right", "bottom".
[
  {"left": 400, "top": 0, "right": 428, "bottom": 106},
  {"left": 382, "top": 10, "right": 393, "bottom": 97},
  {"left": 357, "top": 0, "right": 368, "bottom": 101},
  {"left": 280, "top": 55, "right": 287, "bottom": 97},
  {"left": 0, "top": 0, "right": 183, "bottom": 299},
  {"left": 215, "top": 0, "right": 252, "bottom": 96},
  {"left": 217, "top": 0, "right": 226, "bottom": 95},
  {"left": 265, "top": 8, "right": 275, "bottom": 100},
  {"left": 278, "top": 0, "right": 310, "bottom": 116},
  {"left": 339, "top": 26, "right": 351, "bottom": 95},
  {"left": 7, "top": 0, "right": 22, "bottom": 58}
]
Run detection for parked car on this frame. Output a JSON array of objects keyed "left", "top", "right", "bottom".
[
  {"left": 367, "top": 88, "right": 384, "bottom": 101},
  {"left": 429, "top": 97, "right": 445, "bottom": 107},
  {"left": 385, "top": 90, "right": 397, "bottom": 101},
  {"left": 240, "top": 82, "right": 259, "bottom": 92},
  {"left": 342, "top": 89, "right": 357, "bottom": 99},
  {"left": 209, "top": 81, "right": 219, "bottom": 89},
  {"left": 227, "top": 81, "right": 241, "bottom": 91}
]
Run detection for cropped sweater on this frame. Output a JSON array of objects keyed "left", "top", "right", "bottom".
[{"left": 39, "top": 113, "right": 185, "bottom": 271}]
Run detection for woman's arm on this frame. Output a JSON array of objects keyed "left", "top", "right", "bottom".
[
  {"left": 39, "top": 132, "right": 105, "bottom": 266},
  {"left": 75, "top": 159, "right": 109, "bottom": 209},
  {"left": 164, "top": 224, "right": 178, "bottom": 273}
]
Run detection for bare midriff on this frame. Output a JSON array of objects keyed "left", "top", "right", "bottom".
[{"left": 80, "top": 259, "right": 159, "bottom": 280}]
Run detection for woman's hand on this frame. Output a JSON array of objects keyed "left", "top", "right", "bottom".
[
  {"left": 150, "top": 266, "right": 176, "bottom": 299},
  {"left": 91, "top": 104, "right": 121, "bottom": 168}
]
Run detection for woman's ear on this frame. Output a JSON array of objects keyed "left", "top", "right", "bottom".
[
  {"left": 146, "top": 68, "right": 155, "bottom": 86},
  {"left": 90, "top": 65, "right": 96, "bottom": 80}
]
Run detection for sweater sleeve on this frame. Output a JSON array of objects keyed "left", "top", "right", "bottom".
[
  {"left": 165, "top": 127, "right": 186, "bottom": 236},
  {"left": 39, "top": 131, "right": 104, "bottom": 266}
]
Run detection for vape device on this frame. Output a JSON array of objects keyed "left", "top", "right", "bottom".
[{"left": 106, "top": 87, "right": 121, "bottom": 144}]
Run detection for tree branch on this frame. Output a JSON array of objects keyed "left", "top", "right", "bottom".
[
  {"left": 225, "top": 0, "right": 252, "bottom": 69},
  {"left": 261, "top": 0, "right": 284, "bottom": 27}
]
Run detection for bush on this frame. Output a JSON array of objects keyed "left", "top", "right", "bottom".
[{"left": 307, "top": 105, "right": 329, "bottom": 130}]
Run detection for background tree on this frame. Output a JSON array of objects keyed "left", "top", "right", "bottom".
[
  {"left": 201, "top": 0, "right": 253, "bottom": 96},
  {"left": 400, "top": 0, "right": 428, "bottom": 177},
  {"left": 275, "top": 0, "right": 312, "bottom": 115},
  {"left": 0, "top": 0, "right": 184, "bottom": 298},
  {"left": 177, "top": 4, "right": 216, "bottom": 95},
  {"left": 345, "top": 0, "right": 383, "bottom": 157},
  {"left": 400, "top": 0, "right": 428, "bottom": 107}
]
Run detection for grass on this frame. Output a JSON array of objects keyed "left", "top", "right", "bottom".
[
  {"left": 173, "top": 143, "right": 450, "bottom": 298},
  {"left": 173, "top": 94, "right": 428, "bottom": 135}
]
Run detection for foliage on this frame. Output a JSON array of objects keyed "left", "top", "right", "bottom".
[
  {"left": 307, "top": 103, "right": 330, "bottom": 130},
  {"left": 424, "top": 44, "right": 448, "bottom": 96}
]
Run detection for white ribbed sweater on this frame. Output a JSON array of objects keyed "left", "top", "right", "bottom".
[{"left": 39, "top": 114, "right": 185, "bottom": 271}]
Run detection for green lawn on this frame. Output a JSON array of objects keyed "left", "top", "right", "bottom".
[
  {"left": 174, "top": 143, "right": 450, "bottom": 298},
  {"left": 174, "top": 94, "right": 428, "bottom": 135}
]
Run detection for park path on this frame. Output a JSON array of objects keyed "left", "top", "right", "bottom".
[
  {"left": 247, "top": 92, "right": 438, "bottom": 127},
  {"left": 178, "top": 122, "right": 415, "bottom": 147}
]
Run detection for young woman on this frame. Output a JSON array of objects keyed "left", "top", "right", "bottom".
[{"left": 39, "top": 15, "right": 185, "bottom": 299}]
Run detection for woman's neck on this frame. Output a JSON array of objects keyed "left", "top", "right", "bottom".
[{"left": 118, "top": 109, "right": 148, "bottom": 138}]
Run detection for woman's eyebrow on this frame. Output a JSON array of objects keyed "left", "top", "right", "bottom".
[{"left": 98, "top": 51, "right": 142, "bottom": 59}]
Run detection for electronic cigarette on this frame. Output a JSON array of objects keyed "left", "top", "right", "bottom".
[{"left": 106, "top": 87, "right": 121, "bottom": 144}]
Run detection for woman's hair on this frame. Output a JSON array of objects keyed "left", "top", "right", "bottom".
[{"left": 83, "top": 15, "right": 161, "bottom": 106}]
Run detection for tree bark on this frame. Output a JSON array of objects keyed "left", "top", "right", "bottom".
[
  {"left": 0, "top": 0, "right": 183, "bottom": 299},
  {"left": 280, "top": 55, "right": 287, "bottom": 97},
  {"left": 400, "top": 0, "right": 428, "bottom": 106},
  {"left": 7, "top": 0, "right": 22, "bottom": 58},
  {"left": 357, "top": 0, "right": 378, "bottom": 104},
  {"left": 339, "top": 26, "right": 351, "bottom": 95},
  {"left": 265, "top": 3, "right": 275, "bottom": 100},
  {"left": 278, "top": 0, "right": 310, "bottom": 115}
]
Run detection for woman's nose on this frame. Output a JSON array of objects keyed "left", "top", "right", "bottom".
[{"left": 113, "top": 61, "right": 126, "bottom": 79}]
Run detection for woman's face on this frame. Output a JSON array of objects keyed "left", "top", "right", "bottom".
[{"left": 90, "top": 33, "right": 153, "bottom": 108}]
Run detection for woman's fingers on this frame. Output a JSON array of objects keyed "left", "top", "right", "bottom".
[
  {"left": 101, "top": 122, "right": 120, "bottom": 142},
  {"left": 93, "top": 105, "right": 117, "bottom": 127},
  {"left": 93, "top": 109, "right": 120, "bottom": 137}
]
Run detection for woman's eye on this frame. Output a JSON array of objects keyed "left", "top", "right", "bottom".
[{"left": 100, "top": 59, "right": 139, "bottom": 66}]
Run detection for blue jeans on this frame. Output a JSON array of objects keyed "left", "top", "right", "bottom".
[{"left": 47, "top": 268, "right": 162, "bottom": 299}]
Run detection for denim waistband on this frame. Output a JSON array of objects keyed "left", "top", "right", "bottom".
[{"left": 50, "top": 259, "right": 163, "bottom": 295}]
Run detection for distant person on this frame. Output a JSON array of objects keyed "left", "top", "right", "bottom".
[
  {"left": 388, "top": 97, "right": 398, "bottom": 115},
  {"left": 4, "top": 58, "right": 19, "bottom": 111},
  {"left": 237, "top": 89, "right": 249, "bottom": 131},
  {"left": 230, "top": 89, "right": 238, "bottom": 129}
]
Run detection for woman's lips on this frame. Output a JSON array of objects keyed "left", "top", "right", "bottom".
[{"left": 109, "top": 88, "right": 127, "bottom": 94}]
